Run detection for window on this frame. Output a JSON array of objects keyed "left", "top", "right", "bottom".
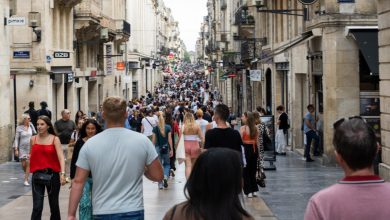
[{"left": 338, "top": 0, "right": 355, "bottom": 3}]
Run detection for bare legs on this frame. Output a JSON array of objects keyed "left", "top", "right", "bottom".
[
  {"left": 21, "top": 159, "right": 30, "bottom": 182},
  {"left": 184, "top": 155, "right": 198, "bottom": 179}
]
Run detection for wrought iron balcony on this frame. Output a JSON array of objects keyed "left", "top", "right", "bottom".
[{"left": 115, "top": 20, "right": 131, "bottom": 37}]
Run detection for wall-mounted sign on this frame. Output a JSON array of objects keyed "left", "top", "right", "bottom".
[
  {"left": 46, "top": 55, "right": 52, "bottom": 63},
  {"left": 6, "top": 17, "right": 26, "bottom": 26},
  {"left": 250, "top": 70, "right": 262, "bottom": 81},
  {"left": 116, "top": 62, "right": 125, "bottom": 70},
  {"left": 13, "top": 51, "right": 30, "bottom": 59},
  {"left": 53, "top": 51, "right": 70, "bottom": 58},
  {"left": 91, "top": 70, "right": 97, "bottom": 77},
  {"left": 105, "top": 44, "right": 113, "bottom": 75},
  {"left": 66, "top": 73, "right": 74, "bottom": 83}
]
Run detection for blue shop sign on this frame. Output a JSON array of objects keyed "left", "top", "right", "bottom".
[{"left": 13, "top": 51, "right": 30, "bottom": 59}]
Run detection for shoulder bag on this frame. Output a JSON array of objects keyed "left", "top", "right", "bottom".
[{"left": 176, "top": 125, "right": 185, "bottom": 164}]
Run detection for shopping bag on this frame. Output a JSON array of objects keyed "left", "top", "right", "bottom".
[{"left": 176, "top": 125, "right": 185, "bottom": 164}]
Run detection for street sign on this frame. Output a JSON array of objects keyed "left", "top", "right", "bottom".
[
  {"left": 13, "top": 51, "right": 30, "bottom": 59},
  {"left": 6, "top": 17, "right": 26, "bottom": 26},
  {"left": 53, "top": 51, "right": 70, "bottom": 58}
]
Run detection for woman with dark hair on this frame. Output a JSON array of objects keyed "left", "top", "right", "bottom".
[
  {"left": 129, "top": 110, "right": 143, "bottom": 133},
  {"left": 165, "top": 110, "right": 180, "bottom": 177},
  {"left": 70, "top": 119, "right": 103, "bottom": 220},
  {"left": 29, "top": 115, "right": 65, "bottom": 220},
  {"left": 75, "top": 110, "right": 85, "bottom": 125},
  {"left": 164, "top": 148, "right": 254, "bottom": 220},
  {"left": 240, "top": 112, "right": 259, "bottom": 198}
]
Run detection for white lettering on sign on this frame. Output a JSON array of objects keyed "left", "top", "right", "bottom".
[
  {"left": 7, "top": 17, "right": 26, "bottom": 26},
  {"left": 53, "top": 52, "right": 70, "bottom": 58}
]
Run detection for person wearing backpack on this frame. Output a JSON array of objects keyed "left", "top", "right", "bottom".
[
  {"left": 275, "top": 105, "right": 289, "bottom": 155},
  {"left": 141, "top": 109, "right": 157, "bottom": 140},
  {"left": 152, "top": 111, "right": 173, "bottom": 189}
]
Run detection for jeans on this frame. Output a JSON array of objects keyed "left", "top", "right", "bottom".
[
  {"left": 305, "top": 130, "right": 319, "bottom": 159},
  {"left": 93, "top": 210, "right": 144, "bottom": 220},
  {"left": 80, "top": 177, "right": 93, "bottom": 220},
  {"left": 156, "top": 146, "right": 170, "bottom": 178},
  {"left": 31, "top": 172, "right": 61, "bottom": 220}
]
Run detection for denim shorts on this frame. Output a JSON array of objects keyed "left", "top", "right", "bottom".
[{"left": 93, "top": 210, "right": 144, "bottom": 220}]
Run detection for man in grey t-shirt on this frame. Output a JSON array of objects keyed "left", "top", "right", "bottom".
[
  {"left": 303, "top": 104, "right": 319, "bottom": 162},
  {"left": 68, "top": 97, "right": 163, "bottom": 220}
]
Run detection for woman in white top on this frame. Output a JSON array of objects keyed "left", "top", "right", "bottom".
[
  {"left": 180, "top": 112, "right": 204, "bottom": 178},
  {"left": 14, "top": 113, "right": 36, "bottom": 186},
  {"left": 141, "top": 109, "right": 157, "bottom": 140}
]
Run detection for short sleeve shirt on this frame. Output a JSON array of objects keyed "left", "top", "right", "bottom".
[
  {"left": 141, "top": 116, "right": 157, "bottom": 136},
  {"left": 152, "top": 125, "right": 171, "bottom": 146},
  {"left": 76, "top": 128, "right": 158, "bottom": 215},
  {"left": 303, "top": 112, "right": 315, "bottom": 133}
]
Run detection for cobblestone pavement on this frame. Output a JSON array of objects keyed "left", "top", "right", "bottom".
[
  {"left": 0, "top": 162, "right": 276, "bottom": 220},
  {"left": 259, "top": 151, "right": 343, "bottom": 220}
]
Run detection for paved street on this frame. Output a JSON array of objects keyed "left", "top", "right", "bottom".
[
  {"left": 0, "top": 161, "right": 276, "bottom": 220},
  {"left": 260, "top": 151, "right": 343, "bottom": 220}
]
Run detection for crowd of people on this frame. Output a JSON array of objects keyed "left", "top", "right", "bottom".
[{"left": 12, "top": 62, "right": 390, "bottom": 220}]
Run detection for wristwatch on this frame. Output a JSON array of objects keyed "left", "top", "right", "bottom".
[{"left": 60, "top": 172, "right": 66, "bottom": 176}]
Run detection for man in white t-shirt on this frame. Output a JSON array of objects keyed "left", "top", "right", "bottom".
[
  {"left": 141, "top": 109, "right": 157, "bottom": 140},
  {"left": 68, "top": 96, "right": 163, "bottom": 220}
]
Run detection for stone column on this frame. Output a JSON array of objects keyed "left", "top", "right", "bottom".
[
  {"left": 322, "top": 27, "right": 360, "bottom": 165},
  {"left": 378, "top": 0, "right": 390, "bottom": 180}
]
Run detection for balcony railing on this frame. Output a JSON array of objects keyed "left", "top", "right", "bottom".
[
  {"left": 57, "top": 0, "right": 82, "bottom": 8},
  {"left": 115, "top": 20, "right": 131, "bottom": 36}
]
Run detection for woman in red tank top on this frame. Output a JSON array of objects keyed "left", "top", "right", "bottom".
[
  {"left": 240, "top": 112, "right": 259, "bottom": 198},
  {"left": 30, "top": 116, "right": 65, "bottom": 220}
]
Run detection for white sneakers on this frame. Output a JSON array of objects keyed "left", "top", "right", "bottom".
[
  {"left": 24, "top": 181, "right": 30, "bottom": 186},
  {"left": 246, "top": 192, "right": 257, "bottom": 198}
]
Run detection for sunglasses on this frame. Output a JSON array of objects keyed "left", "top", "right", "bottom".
[{"left": 333, "top": 116, "right": 365, "bottom": 129}]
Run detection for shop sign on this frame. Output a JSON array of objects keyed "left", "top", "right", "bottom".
[
  {"left": 91, "top": 70, "right": 97, "bottom": 77},
  {"left": 53, "top": 51, "right": 70, "bottom": 58},
  {"left": 66, "top": 73, "right": 74, "bottom": 83},
  {"left": 116, "top": 62, "right": 125, "bottom": 70},
  {"left": 13, "top": 51, "right": 30, "bottom": 59},
  {"left": 250, "top": 70, "right": 262, "bottom": 81},
  {"left": 6, "top": 17, "right": 26, "bottom": 26}
]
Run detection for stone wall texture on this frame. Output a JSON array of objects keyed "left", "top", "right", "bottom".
[{"left": 378, "top": 0, "right": 390, "bottom": 181}]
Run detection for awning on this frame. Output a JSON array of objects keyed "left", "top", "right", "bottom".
[
  {"left": 50, "top": 66, "right": 73, "bottom": 74},
  {"left": 347, "top": 26, "right": 378, "bottom": 75},
  {"left": 258, "top": 31, "right": 314, "bottom": 63}
]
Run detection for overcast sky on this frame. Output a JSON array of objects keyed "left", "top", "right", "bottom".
[{"left": 163, "top": 0, "right": 208, "bottom": 52}]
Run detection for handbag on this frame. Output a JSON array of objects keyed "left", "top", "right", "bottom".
[
  {"left": 176, "top": 125, "right": 186, "bottom": 164},
  {"left": 256, "top": 171, "right": 266, "bottom": 188},
  {"left": 33, "top": 172, "right": 53, "bottom": 186}
]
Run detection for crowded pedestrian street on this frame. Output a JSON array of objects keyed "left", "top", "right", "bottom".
[
  {"left": 1, "top": 0, "right": 390, "bottom": 220},
  {"left": 0, "top": 151, "right": 344, "bottom": 220}
]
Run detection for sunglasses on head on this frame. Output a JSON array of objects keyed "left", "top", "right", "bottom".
[{"left": 333, "top": 116, "right": 365, "bottom": 129}]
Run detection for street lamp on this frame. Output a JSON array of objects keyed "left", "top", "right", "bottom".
[{"left": 28, "top": 12, "right": 41, "bottom": 42}]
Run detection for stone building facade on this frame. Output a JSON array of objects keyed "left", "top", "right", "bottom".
[
  {"left": 0, "top": 0, "right": 13, "bottom": 162},
  {"left": 378, "top": 0, "right": 390, "bottom": 180},
  {"left": 206, "top": 0, "right": 381, "bottom": 166}
]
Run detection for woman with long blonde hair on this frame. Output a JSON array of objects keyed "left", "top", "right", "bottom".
[
  {"left": 152, "top": 111, "right": 173, "bottom": 189},
  {"left": 180, "top": 112, "right": 204, "bottom": 178}
]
